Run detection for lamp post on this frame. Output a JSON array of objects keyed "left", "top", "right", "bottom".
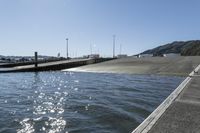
[
  {"left": 113, "top": 35, "right": 116, "bottom": 58},
  {"left": 120, "top": 44, "right": 122, "bottom": 55},
  {"left": 66, "top": 38, "right": 68, "bottom": 59},
  {"left": 90, "top": 44, "right": 92, "bottom": 55}
]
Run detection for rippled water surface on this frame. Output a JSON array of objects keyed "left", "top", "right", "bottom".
[{"left": 0, "top": 72, "right": 184, "bottom": 133}]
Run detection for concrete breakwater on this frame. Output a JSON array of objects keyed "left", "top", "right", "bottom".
[
  {"left": 64, "top": 56, "right": 200, "bottom": 76},
  {"left": 0, "top": 58, "right": 114, "bottom": 73},
  {"left": 132, "top": 64, "right": 200, "bottom": 133},
  {"left": 0, "top": 58, "right": 65, "bottom": 68}
]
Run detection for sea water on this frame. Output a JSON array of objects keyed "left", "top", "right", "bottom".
[{"left": 0, "top": 72, "right": 184, "bottom": 133}]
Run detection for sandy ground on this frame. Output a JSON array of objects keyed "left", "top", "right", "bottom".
[{"left": 63, "top": 56, "right": 200, "bottom": 76}]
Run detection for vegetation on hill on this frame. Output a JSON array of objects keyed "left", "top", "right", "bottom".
[{"left": 142, "top": 40, "right": 200, "bottom": 56}]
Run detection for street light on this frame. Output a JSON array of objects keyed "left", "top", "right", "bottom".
[
  {"left": 113, "top": 35, "right": 116, "bottom": 58},
  {"left": 66, "top": 38, "right": 68, "bottom": 59},
  {"left": 120, "top": 44, "right": 122, "bottom": 55}
]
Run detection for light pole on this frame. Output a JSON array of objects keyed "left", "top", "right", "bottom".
[
  {"left": 90, "top": 44, "right": 92, "bottom": 55},
  {"left": 120, "top": 44, "right": 122, "bottom": 55},
  {"left": 113, "top": 35, "right": 116, "bottom": 58},
  {"left": 66, "top": 38, "right": 68, "bottom": 59}
]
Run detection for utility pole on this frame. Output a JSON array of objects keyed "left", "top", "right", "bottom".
[
  {"left": 66, "top": 38, "right": 69, "bottom": 59},
  {"left": 120, "top": 44, "right": 122, "bottom": 55},
  {"left": 113, "top": 35, "right": 116, "bottom": 58},
  {"left": 90, "top": 44, "right": 92, "bottom": 55}
]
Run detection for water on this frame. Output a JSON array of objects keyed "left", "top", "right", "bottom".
[{"left": 0, "top": 72, "right": 184, "bottom": 133}]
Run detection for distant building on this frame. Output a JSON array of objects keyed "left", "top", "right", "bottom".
[
  {"left": 165, "top": 53, "right": 181, "bottom": 57},
  {"left": 136, "top": 54, "right": 141, "bottom": 58},
  {"left": 153, "top": 53, "right": 181, "bottom": 57},
  {"left": 82, "top": 55, "right": 89, "bottom": 59},
  {"left": 153, "top": 53, "right": 166, "bottom": 57},
  {"left": 14, "top": 57, "right": 22, "bottom": 62},
  {"left": 117, "top": 54, "right": 128, "bottom": 58},
  {"left": 140, "top": 54, "right": 153, "bottom": 57},
  {"left": 38, "top": 57, "right": 45, "bottom": 60},
  {"left": 0, "top": 60, "right": 6, "bottom": 63},
  {"left": 89, "top": 54, "right": 100, "bottom": 59}
]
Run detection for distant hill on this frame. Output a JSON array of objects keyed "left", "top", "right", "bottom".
[{"left": 141, "top": 40, "right": 200, "bottom": 56}]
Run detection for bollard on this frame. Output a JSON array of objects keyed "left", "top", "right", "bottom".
[{"left": 35, "top": 52, "right": 38, "bottom": 67}]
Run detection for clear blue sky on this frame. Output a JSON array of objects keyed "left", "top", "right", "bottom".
[{"left": 0, "top": 0, "right": 200, "bottom": 57}]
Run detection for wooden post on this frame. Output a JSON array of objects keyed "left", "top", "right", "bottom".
[{"left": 35, "top": 52, "right": 38, "bottom": 67}]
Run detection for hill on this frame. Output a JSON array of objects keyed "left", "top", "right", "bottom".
[{"left": 141, "top": 40, "right": 200, "bottom": 56}]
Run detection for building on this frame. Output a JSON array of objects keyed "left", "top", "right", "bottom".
[
  {"left": 140, "top": 54, "right": 153, "bottom": 57},
  {"left": 165, "top": 53, "right": 181, "bottom": 57},
  {"left": 117, "top": 54, "right": 128, "bottom": 58},
  {"left": 89, "top": 54, "right": 100, "bottom": 59}
]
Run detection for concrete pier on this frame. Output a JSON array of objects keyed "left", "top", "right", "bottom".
[
  {"left": 132, "top": 64, "right": 200, "bottom": 133},
  {"left": 0, "top": 58, "right": 114, "bottom": 73},
  {"left": 64, "top": 56, "right": 200, "bottom": 76}
]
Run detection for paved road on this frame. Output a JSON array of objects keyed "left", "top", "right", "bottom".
[{"left": 146, "top": 69, "right": 200, "bottom": 133}]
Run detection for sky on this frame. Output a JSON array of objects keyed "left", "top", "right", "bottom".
[{"left": 0, "top": 0, "right": 200, "bottom": 57}]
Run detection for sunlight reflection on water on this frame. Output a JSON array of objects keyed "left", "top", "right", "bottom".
[
  {"left": 17, "top": 72, "right": 76, "bottom": 133},
  {"left": 0, "top": 72, "right": 184, "bottom": 133}
]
